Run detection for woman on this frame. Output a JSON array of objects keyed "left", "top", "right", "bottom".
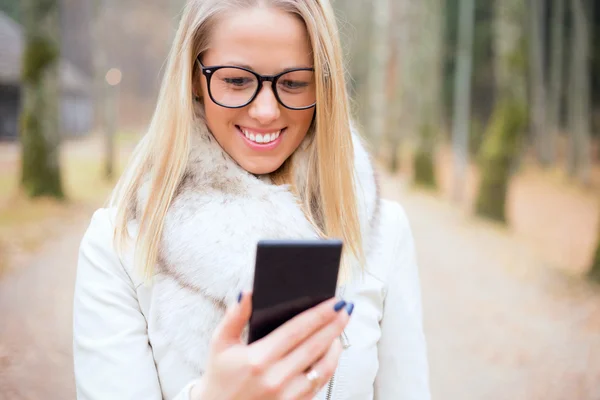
[{"left": 73, "top": 0, "right": 430, "bottom": 399}]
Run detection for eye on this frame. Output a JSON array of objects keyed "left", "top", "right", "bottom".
[
  {"left": 280, "top": 80, "right": 309, "bottom": 90},
  {"left": 223, "top": 77, "right": 253, "bottom": 87}
]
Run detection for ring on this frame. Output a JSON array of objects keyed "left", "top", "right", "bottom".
[{"left": 305, "top": 368, "right": 321, "bottom": 390}]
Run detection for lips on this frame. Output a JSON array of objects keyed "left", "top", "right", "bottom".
[
  {"left": 235, "top": 125, "right": 285, "bottom": 152},
  {"left": 236, "top": 125, "right": 286, "bottom": 145}
]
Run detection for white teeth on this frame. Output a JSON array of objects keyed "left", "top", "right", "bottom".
[{"left": 240, "top": 128, "right": 282, "bottom": 144}]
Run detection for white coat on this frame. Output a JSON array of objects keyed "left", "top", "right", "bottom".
[{"left": 73, "top": 120, "right": 431, "bottom": 400}]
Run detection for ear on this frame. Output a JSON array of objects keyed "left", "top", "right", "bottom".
[{"left": 192, "top": 73, "right": 202, "bottom": 102}]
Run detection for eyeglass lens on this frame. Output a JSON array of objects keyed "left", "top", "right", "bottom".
[{"left": 209, "top": 68, "right": 316, "bottom": 109}]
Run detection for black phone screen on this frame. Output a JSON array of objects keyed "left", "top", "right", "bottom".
[{"left": 247, "top": 239, "right": 343, "bottom": 343}]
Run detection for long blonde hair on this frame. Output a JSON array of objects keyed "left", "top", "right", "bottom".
[{"left": 110, "top": 0, "right": 363, "bottom": 281}]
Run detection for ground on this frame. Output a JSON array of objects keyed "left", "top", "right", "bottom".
[
  {"left": 0, "top": 217, "right": 85, "bottom": 399},
  {"left": 381, "top": 173, "right": 600, "bottom": 400},
  {"left": 0, "top": 139, "right": 599, "bottom": 399}
]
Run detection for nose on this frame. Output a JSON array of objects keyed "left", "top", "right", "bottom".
[{"left": 248, "top": 83, "right": 281, "bottom": 124}]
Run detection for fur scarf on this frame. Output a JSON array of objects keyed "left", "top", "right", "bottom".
[{"left": 135, "top": 118, "right": 381, "bottom": 375}]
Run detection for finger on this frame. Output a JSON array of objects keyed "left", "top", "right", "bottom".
[
  {"left": 269, "top": 305, "right": 350, "bottom": 383},
  {"left": 280, "top": 339, "right": 343, "bottom": 400},
  {"left": 212, "top": 291, "right": 252, "bottom": 348},
  {"left": 250, "top": 297, "right": 346, "bottom": 363}
]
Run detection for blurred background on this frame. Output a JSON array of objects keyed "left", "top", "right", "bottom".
[{"left": 1, "top": 0, "right": 600, "bottom": 399}]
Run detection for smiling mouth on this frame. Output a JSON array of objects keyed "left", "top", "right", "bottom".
[{"left": 236, "top": 125, "right": 286, "bottom": 144}]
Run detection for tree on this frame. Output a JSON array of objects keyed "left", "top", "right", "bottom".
[
  {"left": 413, "top": 0, "right": 444, "bottom": 188},
  {"left": 92, "top": 0, "right": 120, "bottom": 180},
  {"left": 20, "top": 0, "right": 64, "bottom": 198},
  {"left": 589, "top": 215, "right": 600, "bottom": 282},
  {"left": 547, "top": 0, "right": 565, "bottom": 165},
  {"left": 451, "top": 0, "right": 476, "bottom": 203},
  {"left": 92, "top": 0, "right": 112, "bottom": 179},
  {"left": 567, "top": 0, "right": 592, "bottom": 185},
  {"left": 332, "top": 0, "right": 373, "bottom": 125},
  {"left": 384, "top": 37, "right": 402, "bottom": 172},
  {"left": 383, "top": 0, "right": 411, "bottom": 172},
  {"left": 474, "top": 0, "right": 528, "bottom": 222},
  {"left": 529, "top": 0, "right": 549, "bottom": 166},
  {"left": 365, "top": 0, "right": 390, "bottom": 151},
  {"left": 0, "top": 0, "right": 21, "bottom": 22}
]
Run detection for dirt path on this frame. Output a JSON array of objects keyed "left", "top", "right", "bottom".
[
  {"left": 0, "top": 218, "right": 88, "bottom": 399},
  {"left": 0, "top": 170, "right": 599, "bottom": 399},
  {"left": 380, "top": 171, "right": 600, "bottom": 400}
]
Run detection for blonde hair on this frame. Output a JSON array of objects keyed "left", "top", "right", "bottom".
[{"left": 110, "top": 0, "right": 363, "bottom": 281}]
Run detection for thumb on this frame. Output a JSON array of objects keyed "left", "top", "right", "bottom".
[{"left": 213, "top": 291, "right": 252, "bottom": 348}]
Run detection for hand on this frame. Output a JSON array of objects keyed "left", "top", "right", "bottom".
[{"left": 191, "top": 293, "right": 353, "bottom": 400}]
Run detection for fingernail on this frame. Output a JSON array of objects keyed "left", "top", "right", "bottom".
[
  {"left": 237, "top": 292, "right": 243, "bottom": 303},
  {"left": 346, "top": 303, "right": 355, "bottom": 316},
  {"left": 333, "top": 300, "right": 347, "bottom": 312}
]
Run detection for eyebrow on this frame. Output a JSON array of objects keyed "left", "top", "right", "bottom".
[{"left": 223, "top": 62, "right": 314, "bottom": 73}]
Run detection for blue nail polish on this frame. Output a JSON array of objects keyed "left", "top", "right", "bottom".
[
  {"left": 346, "top": 303, "right": 355, "bottom": 316},
  {"left": 333, "top": 300, "right": 347, "bottom": 312},
  {"left": 237, "top": 292, "right": 243, "bottom": 303}
]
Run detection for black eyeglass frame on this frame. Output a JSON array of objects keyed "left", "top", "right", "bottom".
[{"left": 197, "top": 57, "right": 317, "bottom": 110}]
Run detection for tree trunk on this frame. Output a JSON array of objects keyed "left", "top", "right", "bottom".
[
  {"left": 385, "top": 45, "right": 402, "bottom": 172},
  {"left": 20, "top": 0, "right": 64, "bottom": 198},
  {"left": 92, "top": 0, "right": 115, "bottom": 180},
  {"left": 475, "top": 0, "right": 528, "bottom": 222},
  {"left": 589, "top": 213, "right": 600, "bottom": 282},
  {"left": 567, "top": 0, "right": 592, "bottom": 185},
  {"left": 529, "top": 0, "right": 549, "bottom": 166},
  {"left": 104, "top": 80, "right": 118, "bottom": 179},
  {"left": 413, "top": 0, "right": 443, "bottom": 189},
  {"left": 414, "top": 123, "right": 438, "bottom": 188},
  {"left": 451, "top": 0, "right": 476, "bottom": 203},
  {"left": 366, "top": 0, "right": 391, "bottom": 151},
  {"left": 547, "top": 0, "right": 565, "bottom": 165},
  {"left": 335, "top": 0, "right": 373, "bottom": 125},
  {"left": 384, "top": 0, "right": 412, "bottom": 172}
]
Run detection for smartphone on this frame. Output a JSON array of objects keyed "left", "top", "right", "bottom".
[{"left": 247, "top": 239, "right": 343, "bottom": 344}]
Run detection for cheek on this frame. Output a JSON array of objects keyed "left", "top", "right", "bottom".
[
  {"left": 291, "top": 109, "right": 315, "bottom": 131},
  {"left": 200, "top": 83, "right": 234, "bottom": 129},
  {"left": 204, "top": 100, "right": 221, "bottom": 122},
  {"left": 284, "top": 109, "right": 315, "bottom": 151},
  {"left": 204, "top": 102, "right": 238, "bottom": 134}
]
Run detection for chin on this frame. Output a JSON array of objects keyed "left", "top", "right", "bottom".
[{"left": 240, "top": 159, "right": 284, "bottom": 176}]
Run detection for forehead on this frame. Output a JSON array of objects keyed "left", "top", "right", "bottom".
[{"left": 204, "top": 7, "right": 313, "bottom": 73}]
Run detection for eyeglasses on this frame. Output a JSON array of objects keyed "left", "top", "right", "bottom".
[{"left": 197, "top": 58, "right": 316, "bottom": 110}]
